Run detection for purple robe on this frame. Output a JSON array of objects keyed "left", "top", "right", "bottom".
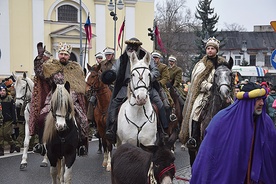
[{"left": 190, "top": 98, "right": 276, "bottom": 184}]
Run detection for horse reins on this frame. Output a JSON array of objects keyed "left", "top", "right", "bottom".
[{"left": 16, "top": 79, "right": 32, "bottom": 115}]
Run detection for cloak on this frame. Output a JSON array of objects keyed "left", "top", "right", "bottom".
[{"left": 190, "top": 98, "right": 276, "bottom": 184}]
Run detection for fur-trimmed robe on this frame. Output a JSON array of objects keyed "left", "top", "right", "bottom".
[
  {"left": 41, "top": 59, "right": 88, "bottom": 138},
  {"left": 179, "top": 55, "right": 225, "bottom": 144}
]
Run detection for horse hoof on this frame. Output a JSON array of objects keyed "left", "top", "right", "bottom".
[
  {"left": 20, "top": 163, "right": 27, "bottom": 170},
  {"left": 40, "top": 162, "right": 48, "bottom": 167},
  {"left": 97, "top": 150, "right": 102, "bottom": 154},
  {"left": 106, "top": 166, "right": 111, "bottom": 172}
]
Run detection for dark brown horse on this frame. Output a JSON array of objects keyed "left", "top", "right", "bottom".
[
  {"left": 85, "top": 64, "right": 113, "bottom": 171},
  {"left": 188, "top": 58, "right": 234, "bottom": 166},
  {"left": 167, "top": 86, "right": 184, "bottom": 151}
]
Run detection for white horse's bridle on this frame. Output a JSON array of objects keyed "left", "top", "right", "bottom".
[{"left": 129, "top": 66, "right": 151, "bottom": 99}]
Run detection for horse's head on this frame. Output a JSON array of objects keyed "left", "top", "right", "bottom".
[
  {"left": 213, "top": 57, "right": 233, "bottom": 101},
  {"left": 50, "top": 82, "right": 74, "bottom": 131},
  {"left": 85, "top": 64, "right": 102, "bottom": 92},
  {"left": 140, "top": 137, "right": 176, "bottom": 184},
  {"left": 14, "top": 72, "right": 34, "bottom": 108},
  {"left": 129, "top": 52, "right": 151, "bottom": 106}
]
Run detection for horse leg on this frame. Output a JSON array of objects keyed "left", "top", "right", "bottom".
[
  {"left": 64, "top": 165, "right": 73, "bottom": 184},
  {"left": 97, "top": 138, "right": 102, "bottom": 154},
  {"left": 188, "top": 148, "right": 197, "bottom": 167},
  {"left": 106, "top": 150, "right": 112, "bottom": 172},
  {"left": 40, "top": 154, "right": 48, "bottom": 167},
  {"left": 102, "top": 141, "right": 108, "bottom": 168},
  {"left": 20, "top": 120, "right": 31, "bottom": 170},
  {"left": 50, "top": 166, "right": 58, "bottom": 184},
  {"left": 59, "top": 158, "right": 65, "bottom": 184}
]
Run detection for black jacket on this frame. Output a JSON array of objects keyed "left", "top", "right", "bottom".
[{"left": 0, "top": 95, "right": 16, "bottom": 124}]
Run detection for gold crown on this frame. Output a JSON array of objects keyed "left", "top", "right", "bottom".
[
  {"left": 205, "top": 37, "right": 220, "bottom": 50},
  {"left": 58, "top": 42, "right": 72, "bottom": 55}
]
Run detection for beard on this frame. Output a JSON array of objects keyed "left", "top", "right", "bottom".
[{"left": 254, "top": 109, "right": 262, "bottom": 115}]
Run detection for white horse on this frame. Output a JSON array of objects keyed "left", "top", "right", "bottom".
[
  {"left": 117, "top": 52, "right": 157, "bottom": 147},
  {"left": 14, "top": 72, "right": 48, "bottom": 170}
]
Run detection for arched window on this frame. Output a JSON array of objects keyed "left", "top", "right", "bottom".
[{"left": 58, "top": 5, "right": 78, "bottom": 22}]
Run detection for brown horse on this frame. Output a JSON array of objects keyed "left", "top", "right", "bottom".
[
  {"left": 167, "top": 87, "right": 184, "bottom": 152},
  {"left": 85, "top": 64, "right": 113, "bottom": 171}
]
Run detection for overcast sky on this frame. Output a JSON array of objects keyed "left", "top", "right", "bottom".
[{"left": 154, "top": 0, "right": 275, "bottom": 31}]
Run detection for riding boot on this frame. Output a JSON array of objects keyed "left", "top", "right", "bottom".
[
  {"left": 106, "top": 98, "right": 122, "bottom": 144},
  {"left": 186, "top": 120, "right": 200, "bottom": 149},
  {"left": 158, "top": 106, "right": 169, "bottom": 140}
]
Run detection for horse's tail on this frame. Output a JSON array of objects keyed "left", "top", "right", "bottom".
[{"left": 43, "top": 111, "right": 56, "bottom": 143}]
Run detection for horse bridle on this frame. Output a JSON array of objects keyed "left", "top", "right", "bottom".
[
  {"left": 129, "top": 66, "right": 151, "bottom": 99},
  {"left": 16, "top": 79, "right": 32, "bottom": 110}
]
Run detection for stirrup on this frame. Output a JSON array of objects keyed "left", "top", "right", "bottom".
[
  {"left": 186, "top": 138, "right": 197, "bottom": 148},
  {"left": 169, "top": 113, "right": 177, "bottom": 121}
]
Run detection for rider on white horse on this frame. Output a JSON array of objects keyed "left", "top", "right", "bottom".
[{"left": 102, "top": 38, "right": 169, "bottom": 144}]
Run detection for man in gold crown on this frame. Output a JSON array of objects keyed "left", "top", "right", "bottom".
[
  {"left": 179, "top": 37, "right": 226, "bottom": 166},
  {"left": 33, "top": 42, "right": 88, "bottom": 156}
]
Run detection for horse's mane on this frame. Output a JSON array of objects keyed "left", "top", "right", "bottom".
[{"left": 43, "top": 84, "right": 75, "bottom": 143}]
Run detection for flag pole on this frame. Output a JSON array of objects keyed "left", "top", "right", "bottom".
[
  {"left": 83, "top": 13, "right": 89, "bottom": 70},
  {"left": 120, "top": 18, "right": 125, "bottom": 56},
  {"left": 84, "top": 35, "right": 87, "bottom": 69}
]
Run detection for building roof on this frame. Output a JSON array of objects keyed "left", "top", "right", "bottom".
[{"left": 218, "top": 31, "right": 276, "bottom": 51}]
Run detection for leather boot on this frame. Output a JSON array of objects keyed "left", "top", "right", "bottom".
[
  {"left": 105, "top": 121, "right": 117, "bottom": 144},
  {"left": 158, "top": 106, "right": 169, "bottom": 139},
  {"left": 186, "top": 120, "right": 200, "bottom": 149},
  {"left": 105, "top": 98, "right": 121, "bottom": 144}
]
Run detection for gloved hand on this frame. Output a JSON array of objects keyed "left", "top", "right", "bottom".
[{"left": 37, "top": 42, "right": 45, "bottom": 58}]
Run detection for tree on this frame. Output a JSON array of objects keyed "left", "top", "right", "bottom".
[
  {"left": 222, "top": 23, "right": 247, "bottom": 31},
  {"left": 194, "top": 0, "right": 219, "bottom": 60},
  {"left": 155, "top": 0, "right": 200, "bottom": 79}
]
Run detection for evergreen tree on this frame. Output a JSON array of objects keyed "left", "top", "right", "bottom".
[{"left": 193, "top": 0, "right": 219, "bottom": 64}]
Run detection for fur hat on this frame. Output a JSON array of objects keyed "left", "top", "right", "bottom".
[
  {"left": 103, "top": 47, "right": 115, "bottom": 55},
  {"left": 125, "top": 38, "right": 142, "bottom": 46},
  {"left": 58, "top": 42, "right": 72, "bottom": 55},
  {"left": 205, "top": 37, "right": 220, "bottom": 51},
  {"left": 43, "top": 50, "right": 52, "bottom": 58},
  {"left": 151, "top": 50, "right": 162, "bottom": 58},
  {"left": 95, "top": 52, "right": 103, "bottom": 58},
  {"left": 168, "top": 55, "right": 177, "bottom": 62}
]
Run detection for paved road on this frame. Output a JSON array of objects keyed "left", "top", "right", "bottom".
[{"left": 0, "top": 139, "right": 191, "bottom": 184}]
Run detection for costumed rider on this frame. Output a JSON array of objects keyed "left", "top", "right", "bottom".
[
  {"left": 167, "top": 55, "right": 186, "bottom": 107},
  {"left": 179, "top": 37, "right": 226, "bottom": 158},
  {"left": 102, "top": 37, "right": 169, "bottom": 144},
  {"left": 190, "top": 82, "right": 276, "bottom": 183},
  {"left": 41, "top": 42, "right": 89, "bottom": 156},
  {"left": 151, "top": 50, "right": 177, "bottom": 124}
]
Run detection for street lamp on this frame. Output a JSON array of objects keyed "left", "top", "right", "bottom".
[{"left": 107, "top": 0, "right": 124, "bottom": 58}]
